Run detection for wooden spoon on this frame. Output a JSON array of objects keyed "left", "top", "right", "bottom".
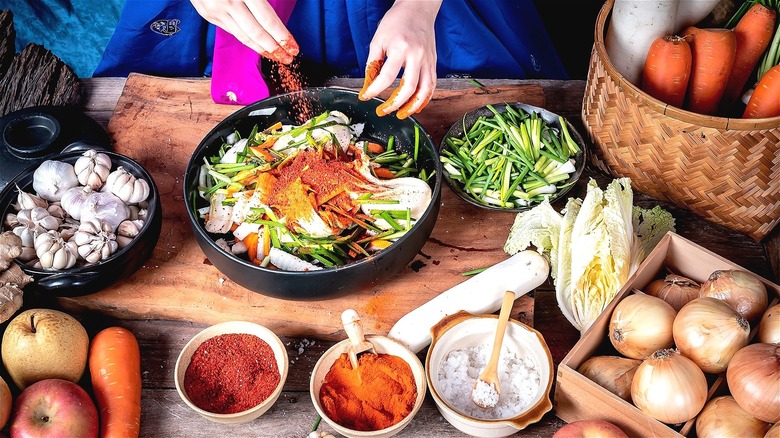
[
  {"left": 341, "top": 309, "right": 375, "bottom": 369},
  {"left": 472, "top": 290, "right": 515, "bottom": 409}
]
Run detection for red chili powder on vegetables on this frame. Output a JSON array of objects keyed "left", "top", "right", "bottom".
[
  {"left": 183, "top": 333, "right": 280, "bottom": 414},
  {"left": 319, "top": 352, "right": 417, "bottom": 431}
]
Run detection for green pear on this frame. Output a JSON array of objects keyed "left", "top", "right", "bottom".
[{"left": 1, "top": 309, "right": 89, "bottom": 389}]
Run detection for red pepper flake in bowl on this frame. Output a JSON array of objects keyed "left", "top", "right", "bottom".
[{"left": 183, "top": 333, "right": 280, "bottom": 414}]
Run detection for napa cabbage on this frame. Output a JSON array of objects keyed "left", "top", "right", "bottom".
[{"left": 503, "top": 177, "right": 675, "bottom": 333}]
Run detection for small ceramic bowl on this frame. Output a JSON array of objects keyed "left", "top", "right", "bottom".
[
  {"left": 440, "top": 102, "right": 587, "bottom": 212},
  {"left": 174, "top": 321, "right": 289, "bottom": 424},
  {"left": 425, "top": 311, "right": 554, "bottom": 438},
  {"left": 310, "top": 335, "right": 426, "bottom": 437}
]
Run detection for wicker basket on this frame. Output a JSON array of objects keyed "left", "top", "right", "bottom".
[{"left": 582, "top": 0, "right": 780, "bottom": 242}]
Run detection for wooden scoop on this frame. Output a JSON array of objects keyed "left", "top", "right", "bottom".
[
  {"left": 341, "top": 309, "right": 375, "bottom": 369},
  {"left": 472, "top": 291, "right": 515, "bottom": 409}
]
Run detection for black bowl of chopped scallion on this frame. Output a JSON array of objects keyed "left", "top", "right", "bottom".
[{"left": 440, "top": 102, "right": 587, "bottom": 212}]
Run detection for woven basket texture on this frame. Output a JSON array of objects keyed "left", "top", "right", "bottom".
[{"left": 582, "top": 0, "right": 780, "bottom": 242}]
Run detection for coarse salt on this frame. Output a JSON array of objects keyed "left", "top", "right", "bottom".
[{"left": 437, "top": 343, "right": 540, "bottom": 420}]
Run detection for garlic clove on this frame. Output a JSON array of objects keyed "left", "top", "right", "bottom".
[
  {"left": 13, "top": 186, "right": 48, "bottom": 211},
  {"left": 117, "top": 220, "right": 144, "bottom": 238},
  {"left": 4, "top": 213, "right": 19, "bottom": 229}
]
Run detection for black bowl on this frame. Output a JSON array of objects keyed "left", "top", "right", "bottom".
[
  {"left": 0, "top": 149, "right": 162, "bottom": 297},
  {"left": 183, "top": 87, "right": 442, "bottom": 300},
  {"left": 441, "top": 102, "right": 587, "bottom": 212}
]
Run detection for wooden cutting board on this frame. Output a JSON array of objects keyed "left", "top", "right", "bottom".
[{"left": 58, "top": 73, "right": 549, "bottom": 340}]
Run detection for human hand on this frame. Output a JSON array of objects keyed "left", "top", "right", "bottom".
[
  {"left": 359, "top": 0, "right": 442, "bottom": 119},
  {"left": 190, "top": 0, "right": 298, "bottom": 64}
]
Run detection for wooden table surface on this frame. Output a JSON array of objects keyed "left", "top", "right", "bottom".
[{"left": 65, "top": 77, "right": 777, "bottom": 438}]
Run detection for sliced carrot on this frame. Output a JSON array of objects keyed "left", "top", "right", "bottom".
[
  {"left": 721, "top": 4, "right": 777, "bottom": 111},
  {"left": 89, "top": 327, "right": 142, "bottom": 438},
  {"left": 743, "top": 64, "right": 780, "bottom": 118},
  {"left": 683, "top": 27, "right": 737, "bottom": 115},
  {"left": 243, "top": 232, "right": 260, "bottom": 262},
  {"left": 264, "top": 121, "right": 283, "bottom": 133},
  {"left": 248, "top": 146, "right": 273, "bottom": 161},
  {"left": 641, "top": 35, "right": 692, "bottom": 108},
  {"left": 366, "top": 142, "right": 385, "bottom": 154},
  {"left": 262, "top": 226, "right": 271, "bottom": 258},
  {"left": 373, "top": 167, "right": 395, "bottom": 179}
]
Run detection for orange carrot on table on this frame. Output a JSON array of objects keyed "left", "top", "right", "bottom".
[
  {"left": 682, "top": 26, "right": 737, "bottom": 115},
  {"left": 641, "top": 35, "right": 692, "bottom": 108},
  {"left": 721, "top": 3, "right": 777, "bottom": 111},
  {"left": 743, "top": 64, "right": 780, "bottom": 118},
  {"left": 89, "top": 326, "right": 142, "bottom": 438}
]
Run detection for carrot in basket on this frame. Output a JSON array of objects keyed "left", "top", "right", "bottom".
[
  {"left": 682, "top": 26, "right": 737, "bottom": 115},
  {"left": 742, "top": 64, "right": 780, "bottom": 118},
  {"left": 641, "top": 35, "right": 692, "bottom": 108},
  {"left": 720, "top": 3, "right": 777, "bottom": 111},
  {"left": 89, "top": 327, "right": 142, "bottom": 438}
]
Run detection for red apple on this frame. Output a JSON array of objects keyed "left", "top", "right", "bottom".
[
  {"left": 553, "top": 419, "right": 629, "bottom": 438},
  {"left": 9, "top": 379, "right": 98, "bottom": 438}
]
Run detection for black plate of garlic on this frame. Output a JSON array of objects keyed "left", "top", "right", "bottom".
[{"left": 0, "top": 148, "right": 161, "bottom": 298}]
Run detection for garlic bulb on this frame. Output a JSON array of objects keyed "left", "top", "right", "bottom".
[
  {"left": 13, "top": 186, "right": 48, "bottom": 211},
  {"left": 60, "top": 185, "right": 94, "bottom": 220},
  {"left": 34, "top": 231, "right": 78, "bottom": 270},
  {"left": 73, "top": 218, "right": 118, "bottom": 264},
  {"left": 104, "top": 166, "right": 150, "bottom": 204},
  {"left": 74, "top": 149, "right": 112, "bottom": 189},
  {"left": 80, "top": 191, "right": 130, "bottom": 232},
  {"left": 32, "top": 160, "right": 79, "bottom": 201},
  {"left": 13, "top": 207, "right": 62, "bottom": 248}
]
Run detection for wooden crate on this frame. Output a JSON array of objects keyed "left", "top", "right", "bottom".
[{"left": 553, "top": 232, "right": 780, "bottom": 437}]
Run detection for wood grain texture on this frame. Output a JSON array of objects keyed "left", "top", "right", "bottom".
[{"left": 59, "top": 74, "right": 547, "bottom": 340}]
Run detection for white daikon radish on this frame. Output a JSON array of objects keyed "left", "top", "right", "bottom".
[
  {"left": 674, "top": 0, "right": 720, "bottom": 33},
  {"left": 387, "top": 250, "right": 549, "bottom": 353},
  {"left": 605, "top": 0, "right": 680, "bottom": 85}
]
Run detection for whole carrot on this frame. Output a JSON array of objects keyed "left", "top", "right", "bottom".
[
  {"left": 89, "top": 326, "right": 142, "bottom": 438},
  {"left": 743, "top": 64, "right": 780, "bottom": 118},
  {"left": 683, "top": 27, "right": 737, "bottom": 115},
  {"left": 721, "top": 3, "right": 777, "bottom": 111},
  {"left": 642, "top": 35, "right": 692, "bottom": 108}
]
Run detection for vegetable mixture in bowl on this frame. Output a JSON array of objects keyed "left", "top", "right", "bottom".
[
  {"left": 184, "top": 88, "right": 441, "bottom": 300},
  {"left": 440, "top": 103, "right": 586, "bottom": 212}
]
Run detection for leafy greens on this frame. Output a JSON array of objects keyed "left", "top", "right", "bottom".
[{"left": 503, "top": 178, "right": 675, "bottom": 333}]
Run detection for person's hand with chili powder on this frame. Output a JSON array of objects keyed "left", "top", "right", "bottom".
[
  {"left": 189, "top": 0, "right": 299, "bottom": 64},
  {"left": 359, "top": 0, "right": 442, "bottom": 119}
]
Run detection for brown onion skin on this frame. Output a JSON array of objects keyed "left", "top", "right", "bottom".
[
  {"left": 578, "top": 355, "right": 641, "bottom": 402},
  {"left": 609, "top": 293, "right": 676, "bottom": 360},
  {"left": 700, "top": 269, "right": 768, "bottom": 324},
  {"left": 726, "top": 343, "right": 780, "bottom": 424},
  {"left": 631, "top": 349, "right": 708, "bottom": 425},
  {"left": 696, "top": 395, "right": 770, "bottom": 438},
  {"left": 757, "top": 303, "right": 780, "bottom": 345},
  {"left": 766, "top": 422, "right": 780, "bottom": 438},
  {"left": 673, "top": 297, "right": 750, "bottom": 373},
  {"left": 646, "top": 274, "right": 700, "bottom": 311}
]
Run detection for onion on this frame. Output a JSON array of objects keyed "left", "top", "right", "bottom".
[
  {"left": 645, "top": 274, "right": 700, "bottom": 311},
  {"left": 609, "top": 292, "right": 676, "bottom": 359},
  {"left": 673, "top": 297, "right": 750, "bottom": 373},
  {"left": 577, "top": 355, "right": 642, "bottom": 402},
  {"left": 726, "top": 343, "right": 780, "bottom": 423},
  {"left": 700, "top": 269, "right": 768, "bottom": 324},
  {"left": 631, "top": 348, "right": 708, "bottom": 424},
  {"left": 766, "top": 423, "right": 780, "bottom": 438},
  {"left": 695, "top": 395, "right": 771, "bottom": 438},
  {"left": 757, "top": 303, "right": 780, "bottom": 345}
]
